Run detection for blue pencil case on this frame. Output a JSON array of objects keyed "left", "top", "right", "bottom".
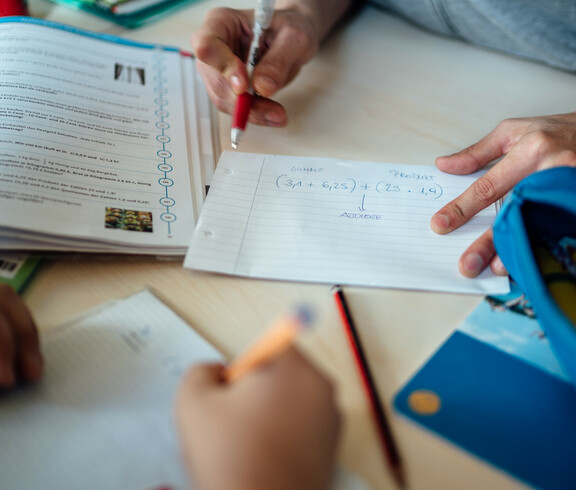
[{"left": 493, "top": 167, "right": 576, "bottom": 388}]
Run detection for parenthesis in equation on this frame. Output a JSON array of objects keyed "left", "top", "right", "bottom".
[
  {"left": 347, "top": 178, "right": 356, "bottom": 193},
  {"left": 275, "top": 174, "right": 286, "bottom": 189},
  {"left": 434, "top": 184, "right": 443, "bottom": 199}
]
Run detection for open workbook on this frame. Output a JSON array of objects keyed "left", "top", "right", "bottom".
[{"left": 0, "top": 17, "right": 218, "bottom": 255}]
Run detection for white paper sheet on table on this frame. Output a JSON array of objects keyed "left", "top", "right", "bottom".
[{"left": 184, "top": 152, "right": 510, "bottom": 295}]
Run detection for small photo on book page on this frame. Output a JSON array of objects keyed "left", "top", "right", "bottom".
[{"left": 184, "top": 152, "right": 510, "bottom": 295}]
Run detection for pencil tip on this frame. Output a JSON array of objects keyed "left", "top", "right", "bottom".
[{"left": 392, "top": 466, "right": 407, "bottom": 489}]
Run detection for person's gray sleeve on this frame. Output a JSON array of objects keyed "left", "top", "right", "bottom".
[{"left": 370, "top": 0, "right": 576, "bottom": 72}]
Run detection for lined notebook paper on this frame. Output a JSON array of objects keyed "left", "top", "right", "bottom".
[
  {"left": 0, "top": 289, "right": 223, "bottom": 490},
  {"left": 184, "top": 152, "right": 510, "bottom": 294}
]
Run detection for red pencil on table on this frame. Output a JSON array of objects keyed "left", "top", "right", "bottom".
[{"left": 332, "top": 285, "right": 406, "bottom": 488}]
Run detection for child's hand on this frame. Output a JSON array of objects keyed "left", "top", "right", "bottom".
[{"left": 176, "top": 346, "right": 341, "bottom": 490}]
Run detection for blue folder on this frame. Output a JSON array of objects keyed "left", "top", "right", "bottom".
[{"left": 394, "top": 286, "right": 576, "bottom": 489}]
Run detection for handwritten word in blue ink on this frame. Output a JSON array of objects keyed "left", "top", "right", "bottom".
[
  {"left": 388, "top": 170, "right": 436, "bottom": 181},
  {"left": 290, "top": 166, "right": 325, "bottom": 173},
  {"left": 340, "top": 213, "right": 384, "bottom": 220}
]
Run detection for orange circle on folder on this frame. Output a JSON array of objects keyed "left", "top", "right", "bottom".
[{"left": 408, "top": 390, "right": 441, "bottom": 415}]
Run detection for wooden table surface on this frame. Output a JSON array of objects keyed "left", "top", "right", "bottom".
[{"left": 22, "top": 0, "right": 576, "bottom": 487}]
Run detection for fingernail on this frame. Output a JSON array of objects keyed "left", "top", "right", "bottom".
[
  {"left": 462, "top": 253, "right": 485, "bottom": 276},
  {"left": 491, "top": 256, "right": 507, "bottom": 275},
  {"left": 255, "top": 76, "right": 278, "bottom": 96},
  {"left": 431, "top": 213, "right": 450, "bottom": 233},
  {"left": 264, "top": 110, "right": 285, "bottom": 126},
  {"left": 230, "top": 75, "right": 242, "bottom": 94}
]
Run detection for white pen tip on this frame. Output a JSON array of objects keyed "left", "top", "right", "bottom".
[{"left": 231, "top": 128, "right": 242, "bottom": 150}]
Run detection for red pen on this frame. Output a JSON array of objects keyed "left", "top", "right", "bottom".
[
  {"left": 332, "top": 285, "right": 406, "bottom": 488},
  {"left": 231, "top": 92, "right": 254, "bottom": 149},
  {"left": 230, "top": 0, "right": 275, "bottom": 149},
  {"left": 0, "top": 0, "right": 29, "bottom": 16}
]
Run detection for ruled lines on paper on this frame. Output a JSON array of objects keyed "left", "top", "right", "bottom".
[{"left": 184, "top": 152, "right": 509, "bottom": 295}]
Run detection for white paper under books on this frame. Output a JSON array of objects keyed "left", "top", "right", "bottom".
[
  {"left": 184, "top": 152, "right": 510, "bottom": 294},
  {"left": 0, "top": 18, "right": 218, "bottom": 255}
]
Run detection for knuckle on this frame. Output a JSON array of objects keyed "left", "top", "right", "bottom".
[
  {"left": 452, "top": 201, "right": 468, "bottom": 221},
  {"left": 523, "top": 130, "right": 556, "bottom": 157},
  {"left": 191, "top": 37, "right": 211, "bottom": 62},
  {"left": 471, "top": 175, "right": 500, "bottom": 205},
  {"left": 263, "top": 52, "right": 291, "bottom": 73},
  {"left": 495, "top": 117, "right": 519, "bottom": 132},
  {"left": 282, "top": 26, "right": 313, "bottom": 50},
  {"left": 541, "top": 148, "right": 576, "bottom": 169},
  {"left": 559, "top": 149, "right": 576, "bottom": 165},
  {"left": 205, "top": 7, "right": 235, "bottom": 22}
]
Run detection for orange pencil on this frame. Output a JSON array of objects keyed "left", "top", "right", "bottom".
[{"left": 223, "top": 305, "right": 314, "bottom": 383}]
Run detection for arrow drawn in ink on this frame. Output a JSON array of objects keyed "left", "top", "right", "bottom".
[{"left": 358, "top": 194, "right": 366, "bottom": 211}]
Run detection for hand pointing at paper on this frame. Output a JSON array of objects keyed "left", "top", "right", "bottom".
[{"left": 430, "top": 111, "right": 576, "bottom": 278}]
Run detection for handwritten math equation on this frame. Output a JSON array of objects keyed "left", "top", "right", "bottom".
[{"left": 275, "top": 169, "right": 444, "bottom": 200}]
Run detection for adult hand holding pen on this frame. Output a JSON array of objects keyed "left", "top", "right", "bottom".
[
  {"left": 431, "top": 111, "right": 576, "bottom": 278},
  {"left": 190, "top": 0, "right": 354, "bottom": 129}
]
